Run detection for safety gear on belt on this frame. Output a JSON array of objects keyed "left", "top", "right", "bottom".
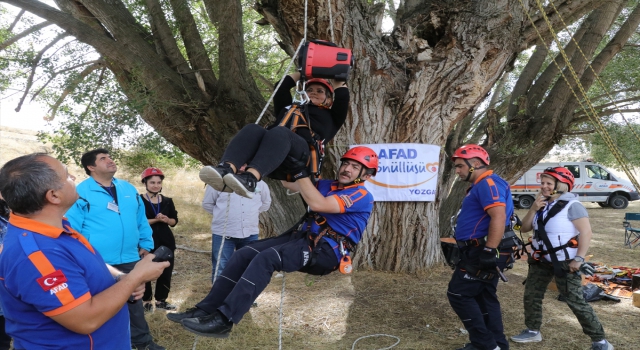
[
  {"left": 478, "top": 247, "right": 498, "bottom": 271},
  {"left": 277, "top": 104, "right": 325, "bottom": 181}
]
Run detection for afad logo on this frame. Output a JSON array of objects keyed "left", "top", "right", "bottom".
[{"left": 368, "top": 148, "right": 439, "bottom": 188}]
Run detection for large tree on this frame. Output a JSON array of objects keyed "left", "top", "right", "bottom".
[{"left": 2, "top": 0, "right": 638, "bottom": 272}]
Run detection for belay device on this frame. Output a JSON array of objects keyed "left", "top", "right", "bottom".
[{"left": 298, "top": 40, "right": 353, "bottom": 80}]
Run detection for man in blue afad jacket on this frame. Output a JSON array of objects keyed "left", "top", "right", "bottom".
[{"left": 66, "top": 148, "right": 164, "bottom": 350}]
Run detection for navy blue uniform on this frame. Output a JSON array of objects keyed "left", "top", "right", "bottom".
[{"left": 448, "top": 171, "right": 513, "bottom": 350}]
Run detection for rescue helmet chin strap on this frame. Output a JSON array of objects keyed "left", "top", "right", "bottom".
[
  {"left": 463, "top": 159, "right": 486, "bottom": 182},
  {"left": 144, "top": 181, "right": 162, "bottom": 196}
]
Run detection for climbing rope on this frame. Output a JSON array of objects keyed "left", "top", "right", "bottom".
[
  {"left": 517, "top": 0, "right": 640, "bottom": 191},
  {"left": 351, "top": 334, "right": 401, "bottom": 350},
  {"left": 212, "top": 193, "right": 232, "bottom": 283},
  {"left": 254, "top": 0, "right": 313, "bottom": 126},
  {"left": 546, "top": 0, "right": 640, "bottom": 146}
]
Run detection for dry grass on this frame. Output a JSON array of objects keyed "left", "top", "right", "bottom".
[{"left": 143, "top": 171, "right": 640, "bottom": 350}]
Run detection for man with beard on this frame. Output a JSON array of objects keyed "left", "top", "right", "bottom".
[{"left": 167, "top": 147, "right": 377, "bottom": 338}]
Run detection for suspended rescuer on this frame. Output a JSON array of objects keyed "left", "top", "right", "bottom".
[
  {"left": 166, "top": 147, "right": 377, "bottom": 338},
  {"left": 447, "top": 144, "right": 518, "bottom": 350},
  {"left": 199, "top": 70, "right": 348, "bottom": 199},
  {"left": 510, "top": 167, "right": 614, "bottom": 350},
  {"left": 0, "top": 154, "right": 168, "bottom": 349}
]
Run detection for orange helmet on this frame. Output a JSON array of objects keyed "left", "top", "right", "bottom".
[
  {"left": 542, "top": 167, "right": 575, "bottom": 191},
  {"left": 306, "top": 78, "right": 334, "bottom": 95},
  {"left": 451, "top": 144, "right": 490, "bottom": 165},
  {"left": 141, "top": 167, "right": 164, "bottom": 183},
  {"left": 341, "top": 146, "right": 379, "bottom": 176}
]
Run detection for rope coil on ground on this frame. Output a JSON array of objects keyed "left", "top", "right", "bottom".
[{"left": 351, "top": 334, "right": 401, "bottom": 350}]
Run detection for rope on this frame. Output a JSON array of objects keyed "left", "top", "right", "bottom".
[
  {"left": 517, "top": 0, "right": 640, "bottom": 192},
  {"left": 212, "top": 193, "right": 232, "bottom": 283},
  {"left": 328, "top": 0, "right": 335, "bottom": 43},
  {"left": 278, "top": 272, "right": 286, "bottom": 350},
  {"left": 546, "top": 0, "right": 640, "bottom": 145},
  {"left": 351, "top": 334, "right": 401, "bottom": 350}
]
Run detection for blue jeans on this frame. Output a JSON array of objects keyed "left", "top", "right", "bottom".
[{"left": 212, "top": 234, "right": 258, "bottom": 280}]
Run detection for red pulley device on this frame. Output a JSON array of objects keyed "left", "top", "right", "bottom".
[{"left": 298, "top": 39, "right": 353, "bottom": 80}]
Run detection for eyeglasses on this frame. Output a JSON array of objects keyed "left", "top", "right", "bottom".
[
  {"left": 544, "top": 167, "right": 572, "bottom": 182},
  {"left": 305, "top": 88, "right": 326, "bottom": 94}
]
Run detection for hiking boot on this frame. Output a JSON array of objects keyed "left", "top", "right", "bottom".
[
  {"left": 592, "top": 340, "right": 614, "bottom": 350},
  {"left": 132, "top": 340, "right": 165, "bottom": 350},
  {"left": 166, "top": 307, "right": 210, "bottom": 324},
  {"left": 181, "top": 310, "right": 233, "bottom": 338},
  {"left": 223, "top": 172, "right": 257, "bottom": 199},
  {"left": 199, "top": 165, "right": 233, "bottom": 193},
  {"left": 511, "top": 329, "right": 542, "bottom": 343},
  {"left": 155, "top": 301, "right": 177, "bottom": 311}
]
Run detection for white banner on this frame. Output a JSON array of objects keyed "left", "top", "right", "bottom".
[{"left": 355, "top": 143, "right": 440, "bottom": 202}]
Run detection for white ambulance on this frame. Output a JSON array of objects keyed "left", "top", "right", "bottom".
[{"left": 511, "top": 162, "right": 639, "bottom": 209}]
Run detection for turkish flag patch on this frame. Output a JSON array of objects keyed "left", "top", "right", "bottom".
[{"left": 36, "top": 270, "right": 68, "bottom": 291}]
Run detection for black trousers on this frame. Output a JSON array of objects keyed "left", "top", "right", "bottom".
[
  {"left": 196, "top": 230, "right": 338, "bottom": 323},
  {"left": 0, "top": 316, "right": 11, "bottom": 350},
  {"left": 222, "top": 124, "right": 309, "bottom": 177},
  {"left": 446, "top": 246, "right": 509, "bottom": 350},
  {"left": 112, "top": 262, "right": 153, "bottom": 346},
  {"left": 143, "top": 255, "right": 174, "bottom": 302}
]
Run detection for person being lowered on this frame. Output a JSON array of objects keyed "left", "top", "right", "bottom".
[{"left": 199, "top": 71, "right": 348, "bottom": 198}]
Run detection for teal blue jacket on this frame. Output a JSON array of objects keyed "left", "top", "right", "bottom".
[{"left": 66, "top": 177, "right": 154, "bottom": 265}]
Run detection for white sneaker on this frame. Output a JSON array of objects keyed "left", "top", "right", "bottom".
[
  {"left": 591, "top": 340, "right": 614, "bottom": 350},
  {"left": 510, "top": 329, "right": 542, "bottom": 343}
]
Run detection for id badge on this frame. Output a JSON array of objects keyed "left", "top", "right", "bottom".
[{"left": 107, "top": 201, "right": 120, "bottom": 213}]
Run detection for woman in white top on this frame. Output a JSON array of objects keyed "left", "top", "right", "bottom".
[{"left": 511, "top": 167, "right": 613, "bottom": 350}]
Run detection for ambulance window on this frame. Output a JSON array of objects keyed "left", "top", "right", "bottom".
[
  {"left": 564, "top": 165, "right": 580, "bottom": 178},
  {"left": 586, "top": 165, "right": 610, "bottom": 180}
]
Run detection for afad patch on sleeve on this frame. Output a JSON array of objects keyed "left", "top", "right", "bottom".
[
  {"left": 36, "top": 270, "right": 68, "bottom": 291},
  {"left": 339, "top": 195, "right": 354, "bottom": 208}
]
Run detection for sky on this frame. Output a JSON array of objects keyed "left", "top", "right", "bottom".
[{"left": 0, "top": 91, "right": 54, "bottom": 132}]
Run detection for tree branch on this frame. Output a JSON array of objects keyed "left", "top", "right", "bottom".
[
  {"left": 143, "top": 0, "right": 191, "bottom": 75},
  {"left": 0, "top": 21, "right": 52, "bottom": 52},
  {"left": 507, "top": 41, "right": 549, "bottom": 119},
  {"left": 522, "top": 0, "right": 602, "bottom": 49},
  {"left": 166, "top": 0, "right": 216, "bottom": 92},
  {"left": 8, "top": 9, "right": 25, "bottom": 32},
  {"left": 15, "top": 31, "right": 69, "bottom": 112},
  {"left": 563, "top": 129, "right": 595, "bottom": 136},
  {"left": 79, "top": 67, "right": 106, "bottom": 119},
  {"left": 47, "top": 62, "right": 102, "bottom": 120},
  {"left": 30, "top": 59, "right": 102, "bottom": 101}
]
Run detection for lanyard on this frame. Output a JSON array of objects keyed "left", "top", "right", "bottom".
[
  {"left": 145, "top": 193, "right": 161, "bottom": 216},
  {"left": 95, "top": 180, "right": 116, "bottom": 202}
]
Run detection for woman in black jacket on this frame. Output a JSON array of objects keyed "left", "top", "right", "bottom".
[
  {"left": 139, "top": 167, "right": 179, "bottom": 311},
  {"left": 199, "top": 72, "right": 349, "bottom": 199}
]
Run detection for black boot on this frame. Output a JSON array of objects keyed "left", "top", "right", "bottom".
[
  {"left": 181, "top": 310, "right": 233, "bottom": 338},
  {"left": 223, "top": 172, "right": 258, "bottom": 199},
  {"left": 166, "top": 307, "right": 210, "bottom": 324}
]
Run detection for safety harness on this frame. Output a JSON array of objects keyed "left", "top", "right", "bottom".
[
  {"left": 531, "top": 200, "right": 579, "bottom": 277},
  {"left": 278, "top": 104, "right": 325, "bottom": 181}
]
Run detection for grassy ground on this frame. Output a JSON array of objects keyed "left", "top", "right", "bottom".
[{"left": 136, "top": 170, "right": 639, "bottom": 349}]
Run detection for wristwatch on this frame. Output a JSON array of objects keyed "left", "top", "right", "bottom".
[{"left": 573, "top": 255, "right": 585, "bottom": 263}]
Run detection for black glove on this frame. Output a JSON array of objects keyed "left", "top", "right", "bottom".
[
  {"left": 281, "top": 155, "right": 310, "bottom": 181},
  {"left": 478, "top": 247, "right": 498, "bottom": 271}
]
